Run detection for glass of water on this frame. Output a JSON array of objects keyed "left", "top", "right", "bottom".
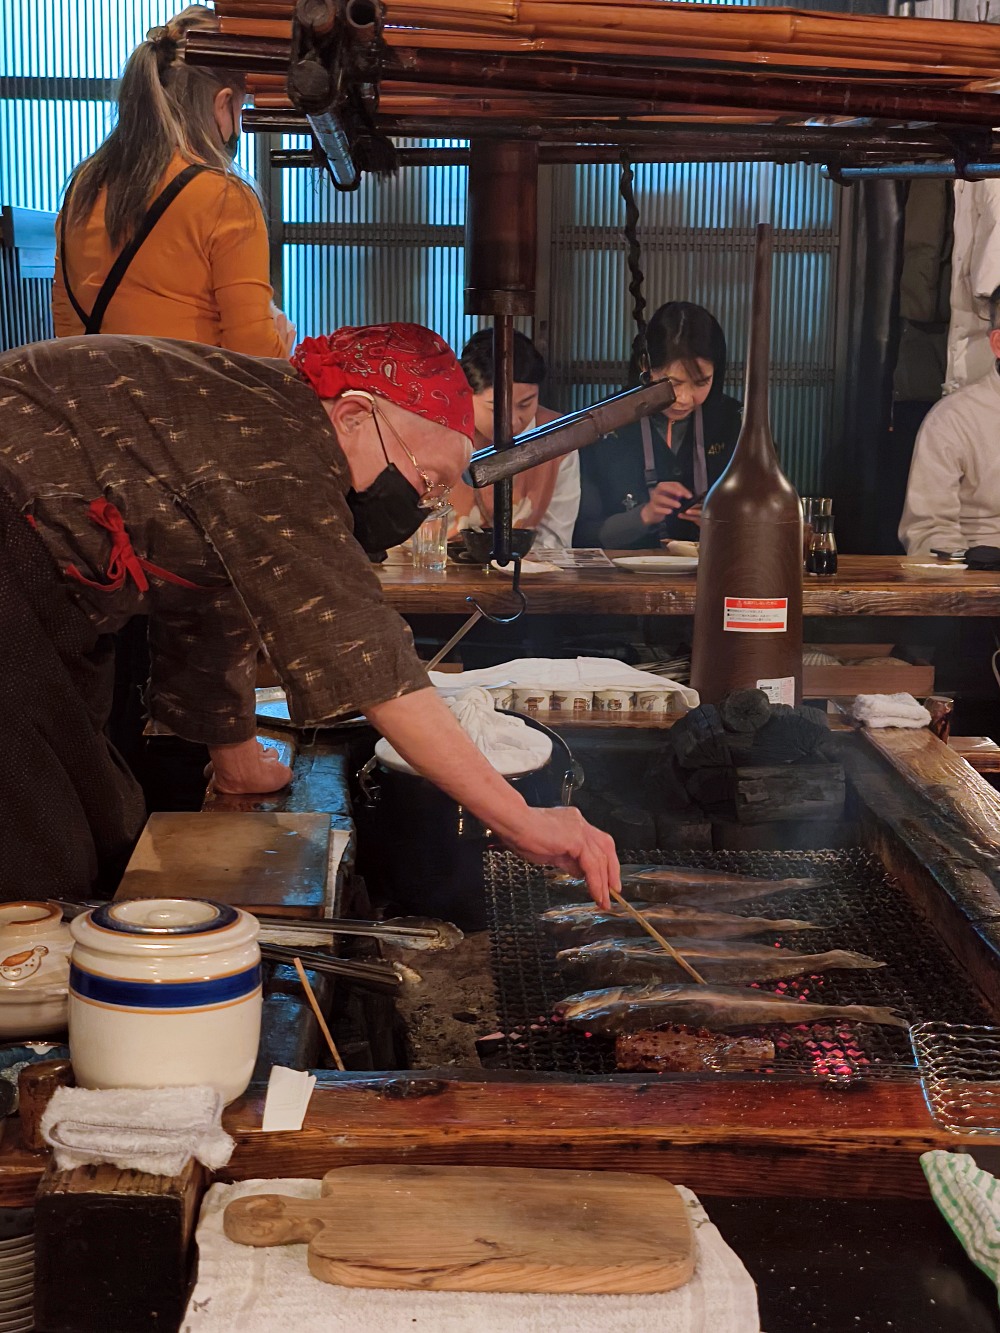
[{"left": 411, "top": 507, "right": 452, "bottom": 572}]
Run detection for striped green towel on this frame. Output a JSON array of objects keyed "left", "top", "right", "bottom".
[{"left": 921, "top": 1150, "right": 1000, "bottom": 1301}]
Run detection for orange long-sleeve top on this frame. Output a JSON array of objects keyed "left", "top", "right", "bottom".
[{"left": 53, "top": 155, "right": 287, "bottom": 357}]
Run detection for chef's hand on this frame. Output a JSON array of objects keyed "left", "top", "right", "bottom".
[
  {"left": 205, "top": 738, "right": 293, "bottom": 794},
  {"left": 497, "top": 807, "right": 620, "bottom": 911},
  {"left": 640, "top": 481, "right": 691, "bottom": 527}
]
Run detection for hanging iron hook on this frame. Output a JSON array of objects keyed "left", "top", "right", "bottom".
[
  {"left": 619, "top": 150, "right": 651, "bottom": 385},
  {"left": 464, "top": 552, "right": 526, "bottom": 624}
]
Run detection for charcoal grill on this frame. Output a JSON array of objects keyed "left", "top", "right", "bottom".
[{"left": 483, "top": 847, "right": 989, "bottom": 1081}]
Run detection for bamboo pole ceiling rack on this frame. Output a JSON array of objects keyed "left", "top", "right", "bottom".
[{"left": 185, "top": 1, "right": 1000, "bottom": 173}]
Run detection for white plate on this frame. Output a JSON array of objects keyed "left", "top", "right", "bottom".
[
  {"left": 611, "top": 555, "right": 699, "bottom": 573},
  {"left": 0, "top": 1317, "right": 34, "bottom": 1333},
  {"left": 0, "top": 1240, "right": 31, "bottom": 1254}
]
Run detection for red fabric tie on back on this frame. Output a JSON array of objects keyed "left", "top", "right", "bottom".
[{"left": 65, "top": 499, "right": 206, "bottom": 594}]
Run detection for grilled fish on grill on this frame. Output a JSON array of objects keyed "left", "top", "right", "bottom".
[
  {"left": 548, "top": 864, "right": 822, "bottom": 905},
  {"left": 615, "top": 1026, "right": 775, "bottom": 1073},
  {"left": 556, "top": 938, "right": 887, "bottom": 987},
  {"left": 554, "top": 983, "right": 908, "bottom": 1034},
  {"left": 541, "top": 903, "right": 819, "bottom": 943}
]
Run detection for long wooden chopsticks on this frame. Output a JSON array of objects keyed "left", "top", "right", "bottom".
[
  {"left": 609, "top": 887, "right": 707, "bottom": 985},
  {"left": 292, "top": 956, "right": 346, "bottom": 1071}
]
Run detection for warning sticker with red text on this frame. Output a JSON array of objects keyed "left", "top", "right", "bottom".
[{"left": 723, "top": 597, "right": 789, "bottom": 633}]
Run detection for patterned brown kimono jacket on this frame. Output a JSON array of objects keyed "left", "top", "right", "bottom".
[{"left": 0, "top": 336, "right": 428, "bottom": 899}]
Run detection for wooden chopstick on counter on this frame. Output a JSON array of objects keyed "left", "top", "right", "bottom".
[
  {"left": 609, "top": 888, "right": 707, "bottom": 985},
  {"left": 292, "top": 956, "right": 346, "bottom": 1071}
]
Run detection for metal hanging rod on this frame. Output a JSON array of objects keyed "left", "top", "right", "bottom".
[{"left": 825, "top": 160, "right": 1000, "bottom": 180}]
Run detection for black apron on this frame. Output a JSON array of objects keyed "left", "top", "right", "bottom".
[
  {"left": 639, "top": 407, "right": 709, "bottom": 499},
  {"left": 59, "top": 165, "right": 207, "bottom": 781},
  {"left": 60, "top": 164, "right": 206, "bottom": 334}
]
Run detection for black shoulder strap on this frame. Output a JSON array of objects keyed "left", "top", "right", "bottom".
[{"left": 60, "top": 164, "right": 208, "bottom": 335}]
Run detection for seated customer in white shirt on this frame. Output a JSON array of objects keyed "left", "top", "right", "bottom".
[
  {"left": 449, "top": 329, "right": 580, "bottom": 548},
  {"left": 899, "top": 284, "right": 1000, "bottom": 556}
]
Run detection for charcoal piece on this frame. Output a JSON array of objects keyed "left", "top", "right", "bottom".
[
  {"left": 654, "top": 812, "right": 713, "bottom": 850},
  {"left": 571, "top": 789, "right": 615, "bottom": 834},
  {"left": 734, "top": 762, "right": 845, "bottom": 825},
  {"left": 719, "top": 688, "right": 771, "bottom": 734},
  {"left": 723, "top": 729, "right": 756, "bottom": 759},
  {"left": 606, "top": 804, "right": 657, "bottom": 849},
  {"left": 669, "top": 705, "right": 731, "bottom": 769},
  {"left": 645, "top": 752, "right": 698, "bottom": 808},
  {"left": 750, "top": 703, "right": 829, "bottom": 765},
  {"left": 684, "top": 765, "right": 734, "bottom": 808}
]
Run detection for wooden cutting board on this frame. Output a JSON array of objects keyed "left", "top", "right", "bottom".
[
  {"left": 223, "top": 1164, "right": 695, "bottom": 1293},
  {"left": 115, "top": 811, "right": 330, "bottom": 917}
]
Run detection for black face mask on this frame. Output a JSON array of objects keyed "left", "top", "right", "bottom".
[{"left": 346, "top": 416, "right": 429, "bottom": 554}]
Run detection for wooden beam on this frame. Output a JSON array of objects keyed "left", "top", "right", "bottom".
[{"left": 219, "top": 1073, "right": 979, "bottom": 1200}]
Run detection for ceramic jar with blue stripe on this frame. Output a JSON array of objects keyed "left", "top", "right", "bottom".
[{"left": 68, "top": 899, "right": 261, "bottom": 1105}]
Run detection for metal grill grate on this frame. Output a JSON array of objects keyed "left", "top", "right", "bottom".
[{"left": 483, "top": 848, "right": 990, "bottom": 1081}]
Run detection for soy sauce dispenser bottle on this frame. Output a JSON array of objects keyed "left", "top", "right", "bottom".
[
  {"left": 807, "top": 514, "right": 838, "bottom": 576},
  {"left": 690, "top": 223, "right": 803, "bottom": 706}
]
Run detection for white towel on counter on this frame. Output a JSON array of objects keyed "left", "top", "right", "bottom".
[
  {"left": 376, "top": 686, "right": 553, "bottom": 777},
  {"left": 851, "top": 692, "right": 932, "bottom": 729},
  {"left": 41, "top": 1084, "right": 235, "bottom": 1176},
  {"left": 429, "top": 656, "right": 699, "bottom": 709},
  {"left": 182, "top": 1177, "right": 760, "bottom": 1333}
]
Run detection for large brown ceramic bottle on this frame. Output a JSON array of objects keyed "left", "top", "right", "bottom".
[{"left": 690, "top": 223, "right": 803, "bottom": 705}]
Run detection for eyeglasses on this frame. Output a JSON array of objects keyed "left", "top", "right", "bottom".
[{"left": 376, "top": 410, "right": 451, "bottom": 512}]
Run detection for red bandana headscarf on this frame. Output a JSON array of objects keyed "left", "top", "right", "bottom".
[{"left": 292, "top": 322, "right": 474, "bottom": 441}]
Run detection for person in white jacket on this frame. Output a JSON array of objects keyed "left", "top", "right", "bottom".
[
  {"left": 946, "top": 179, "right": 1000, "bottom": 393},
  {"left": 900, "top": 284, "right": 1000, "bottom": 555}
]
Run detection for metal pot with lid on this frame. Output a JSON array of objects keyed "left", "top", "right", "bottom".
[{"left": 358, "top": 712, "right": 582, "bottom": 932}]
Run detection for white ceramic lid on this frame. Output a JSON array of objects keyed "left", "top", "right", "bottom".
[{"left": 71, "top": 899, "right": 259, "bottom": 956}]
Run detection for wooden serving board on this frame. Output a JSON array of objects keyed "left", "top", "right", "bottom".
[
  {"left": 115, "top": 811, "right": 330, "bottom": 918},
  {"left": 223, "top": 1164, "right": 695, "bottom": 1293}
]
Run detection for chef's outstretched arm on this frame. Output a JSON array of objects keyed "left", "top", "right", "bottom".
[{"left": 366, "top": 688, "right": 620, "bottom": 910}]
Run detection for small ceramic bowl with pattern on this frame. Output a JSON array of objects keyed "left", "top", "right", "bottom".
[{"left": 0, "top": 902, "right": 74, "bottom": 1039}]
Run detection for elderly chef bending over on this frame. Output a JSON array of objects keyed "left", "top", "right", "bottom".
[{"left": 0, "top": 323, "right": 619, "bottom": 906}]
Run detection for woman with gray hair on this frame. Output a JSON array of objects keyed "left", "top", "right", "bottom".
[{"left": 52, "top": 4, "right": 293, "bottom": 356}]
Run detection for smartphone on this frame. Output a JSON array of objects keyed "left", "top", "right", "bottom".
[{"left": 677, "top": 492, "right": 706, "bottom": 514}]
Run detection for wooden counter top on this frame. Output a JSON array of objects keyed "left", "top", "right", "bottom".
[{"left": 377, "top": 553, "right": 1000, "bottom": 618}]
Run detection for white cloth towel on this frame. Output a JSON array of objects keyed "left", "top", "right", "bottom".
[
  {"left": 430, "top": 656, "right": 699, "bottom": 709},
  {"left": 852, "top": 692, "right": 932, "bottom": 729},
  {"left": 182, "top": 1177, "right": 760, "bottom": 1333},
  {"left": 376, "top": 686, "right": 553, "bottom": 777},
  {"left": 41, "top": 1085, "right": 235, "bottom": 1176}
]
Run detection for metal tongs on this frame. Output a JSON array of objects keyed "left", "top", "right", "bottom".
[
  {"left": 254, "top": 915, "right": 463, "bottom": 952},
  {"left": 258, "top": 944, "right": 404, "bottom": 993},
  {"left": 51, "top": 903, "right": 460, "bottom": 995},
  {"left": 260, "top": 914, "right": 465, "bottom": 993},
  {"left": 257, "top": 916, "right": 462, "bottom": 993}
]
